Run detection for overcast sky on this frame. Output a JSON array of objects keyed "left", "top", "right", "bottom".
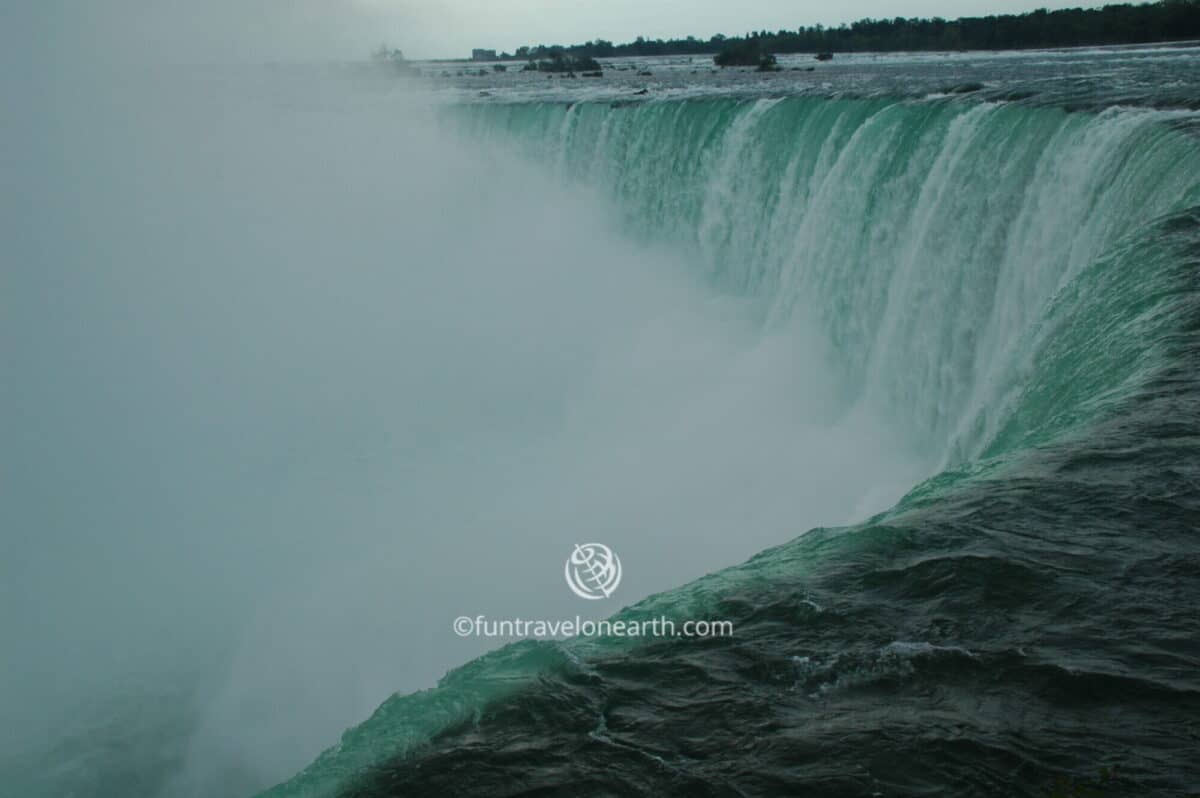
[
  {"left": 374, "top": 0, "right": 1103, "bottom": 59},
  {"left": 4, "top": 0, "right": 1104, "bottom": 65}
]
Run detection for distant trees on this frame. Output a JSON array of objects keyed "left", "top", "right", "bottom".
[
  {"left": 713, "top": 39, "right": 760, "bottom": 66},
  {"left": 501, "top": 1, "right": 1200, "bottom": 60},
  {"left": 522, "top": 50, "right": 603, "bottom": 73},
  {"left": 713, "top": 39, "right": 779, "bottom": 70}
]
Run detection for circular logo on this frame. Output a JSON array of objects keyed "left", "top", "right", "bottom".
[{"left": 565, "top": 543, "right": 622, "bottom": 600}]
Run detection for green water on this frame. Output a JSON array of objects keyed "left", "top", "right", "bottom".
[{"left": 260, "top": 95, "right": 1200, "bottom": 797}]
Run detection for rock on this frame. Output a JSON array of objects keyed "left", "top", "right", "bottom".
[
  {"left": 756, "top": 54, "right": 781, "bottom": 72},
  {"left": 715, "top": 40, "right": 774, "bottom": 67},
  {"left": 533, "top": 54, "right": 602, "bottom": 73},
  {"left": 815, "top": 52, "right": 834, "bottom": 61}
]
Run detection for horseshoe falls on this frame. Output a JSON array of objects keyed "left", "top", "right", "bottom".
[
  {"left": 5, "top": 40, "right": 1200, "bottom": 798},
  {"left": 259, "top": 95, "right": 1200, "bottom": 796},
  {"left": 450, "top": 97, "right": 1200, "bottom": 466}
]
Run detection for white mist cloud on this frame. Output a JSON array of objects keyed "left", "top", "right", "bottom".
[{"left": 2, "top": 0, "right": 411, "bottom": 64}]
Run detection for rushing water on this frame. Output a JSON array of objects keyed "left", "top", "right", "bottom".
[{"left": 5, "top": 44, "right": 1200, "bottom": 798}]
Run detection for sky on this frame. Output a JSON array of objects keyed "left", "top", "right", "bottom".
[
  {"left": 2, "top": 0, "right": 1106, "bottom": 65},
  {"left": 370, "top": 0, "right": 1105, "bottom": 59}
]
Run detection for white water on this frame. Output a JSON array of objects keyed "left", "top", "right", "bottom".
[
  {"left": 1, "top": 64, "right": 924, "bottom": 798},
  {"left": 7, "top": 7, "right": 1200, "bottom": 797},
  {"left": 461, "top": 97, "right": 1200, "bottom": 463}
]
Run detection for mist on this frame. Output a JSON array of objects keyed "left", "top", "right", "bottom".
[{"left": 0, "top": 6, "right": 929, "bottom": 797}]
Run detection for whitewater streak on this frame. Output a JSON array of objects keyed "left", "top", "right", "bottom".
[
  {"left": 258, "top": 96, "right": 1200, "bottom": 797},
  {"left": 454, "top": 97, "right": 1200, "bottom": 462}
]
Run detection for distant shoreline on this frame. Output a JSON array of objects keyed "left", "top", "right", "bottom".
[{"left": 414, "top": 36, "right": 1200, "bottom": 65}]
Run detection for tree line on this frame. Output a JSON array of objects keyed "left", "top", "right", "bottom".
[{"left": 496, "top": 1, "right": 1199, "bottom": 60}]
